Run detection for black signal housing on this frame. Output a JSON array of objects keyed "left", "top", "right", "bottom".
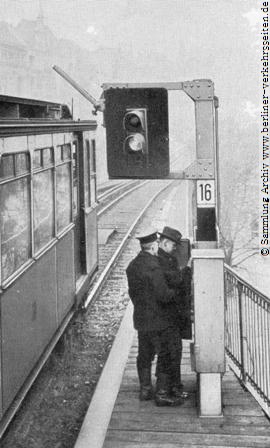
[{"left": 104, "top": 87, "right": 169, "bottom": 178}]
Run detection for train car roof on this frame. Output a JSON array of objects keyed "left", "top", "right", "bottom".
[
  {"left": 0, "top": 94, "right": 63, "bottom": 108},
  {"left": 0, "top": 94, "right": 72, "bottom": 120},
  {"left": 0, "top": 95, "right": 97, "bottom": 136}
]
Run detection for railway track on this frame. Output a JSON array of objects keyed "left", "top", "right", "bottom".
[
  {"left": 1, "top": 178, "right": 175, "bottom": 447},
  {"left": 85, "top": 180, "right": 169, "bottom": 309},
  {"left": 97, "top": 179, "right": 148, "bottom": 217},
  {"left": 97, "top": 180, "right": 137, "bottom": 202}
]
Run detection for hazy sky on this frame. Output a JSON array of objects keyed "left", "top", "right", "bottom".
[
  {"left": 1, "top": 2, "right": 259, "bottom": 84},
  {"left": 1, "top": 0, "right": 259, "bottom": 55},
  {"left": 1, "top": 0, "right": 260, "bottom": 125}
]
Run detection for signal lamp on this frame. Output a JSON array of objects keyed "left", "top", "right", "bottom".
[
  {"left": 124, "top": 110, "right": 145, "bottom": 131},
  {"left": 124, "top": 134, "right": 146, "bottom": 153}
]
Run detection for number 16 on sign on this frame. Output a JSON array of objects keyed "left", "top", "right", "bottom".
[{"left": 197, "top": 180, "right": 215, "bottom": 207}]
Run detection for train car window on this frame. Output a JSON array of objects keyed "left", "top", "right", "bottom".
[
  {"left": 90, "top": 139, "right": 97, "bottom": 205},
  {"left": 85, "top": 139, "right": 97, "bottom": 207},
  {"left": 72, "top": 142, "right": 79, "bottom": 216},
  {"left": 42, "top": 147, "right": 53, "bottom": 167},
  {"left": 33, "top": 148, "right": 54, "bottom": 252},
  {"left": 33, "top": 149, "right": 42, "bottom": 169},
  {"left": 90, "top": 139, "right": 96, "bottom": 172},
  {"left": 62, "top": 144, "right": 71, "bottom": 161},
  {"left": 85, "top": 140, "right": 91, "bottom": 207},
  {"left": 0, "top": 153, "right": 31, "bottom": 282},
  {"left": 15, "top": 153, "right": 30, "bottom": 175},
  {"left": 0, "top": 154, "right": 15, "bottom": 179},
  {"left": 55, "top": 145, "right": 62, "bottom": 164},
  {"left": 56, "top": 144, "right": 72, "bottom": 232},
  {"left": 33, "top": 170, "right": 54, "bottom": 252}
]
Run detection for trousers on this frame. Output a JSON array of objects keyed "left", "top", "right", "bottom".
[
  {"left": 155, "top": 325, "right": 182, "bottom": 386},
  {"left": 137, "top": 326, "right": 182, "bottom": 378},
  {"left": 137, "top": 328, "right": 176, "bottom": 376}
]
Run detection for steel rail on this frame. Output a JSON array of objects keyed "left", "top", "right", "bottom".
[
  {"left": 97, "top": 180, "right": 149, "bottom": 217},
  {"left": 83, "top": 180, "right": 173, "bottom": 308},
  {"left": 97, "top": 180, "right": 137, "bottom": 201}
]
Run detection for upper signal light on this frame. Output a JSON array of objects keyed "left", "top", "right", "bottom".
[{"left": 124, "top": 110, "right": 146, "bottom": 131}]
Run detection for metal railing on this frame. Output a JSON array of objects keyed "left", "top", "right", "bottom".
[{"left": 224, "top": 265, "right": 270, "bottom": 417}]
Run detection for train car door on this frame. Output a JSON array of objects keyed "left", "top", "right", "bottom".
[{"left": 72, "top": 139, "right": 82, "bottom": 281}]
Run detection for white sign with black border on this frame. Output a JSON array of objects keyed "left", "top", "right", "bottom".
[{"left": 197, "top": 180, "right": 215, "bottom": 207}]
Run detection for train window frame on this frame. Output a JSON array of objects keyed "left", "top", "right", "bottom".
[
  {"left": 85, "top": 139, "right": 97, "bottom": 208},
  {"left": 0, "top": 153, "right": 15, "bottom": 180},
  {"left": 72, "top": 141, "right": 79, "bottom": 219},
  {"left": 85, "top": 140, "right": 91, "bottom": 208},
  {"left": 0, "top": 151, "right": 32, "bottom": 285},
  {"left": 90, "top": 139, "right": 97, "bottom": 206},
  {"left": 0, "top": 130, "right": 97, "bottom": 287},
  {"left": 33, "top": 147, "right": 55, "bottom": 255},
  {"left": 0, "top": 142, "right": 74, "bottom": 287},
  {"left": 55, "top": 143, "right": 73, "bottom": 235}
]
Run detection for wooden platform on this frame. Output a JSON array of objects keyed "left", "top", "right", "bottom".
[{"left": 103, "top": 338, "right": 270, "bottom": 448}]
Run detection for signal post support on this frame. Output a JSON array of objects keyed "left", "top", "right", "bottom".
[{"left": 102, "top": 79, "right": 225, "bottom": 417}]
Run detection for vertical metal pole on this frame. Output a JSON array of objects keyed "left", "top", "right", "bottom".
[
  {"left": 238, "top": 283, "right": 247, "bottom": 384},
  {"left": 214, "top": 97, "right": 220, "bottom": 240},
  {"left": 183, "top": 81, "right": 224, "bottom": 416},
  {"left": 194, "top": 99, "right": 215, "bottom": 159},
  {"left": 194, "top": 97, "right": 217, "bottom": 246}
]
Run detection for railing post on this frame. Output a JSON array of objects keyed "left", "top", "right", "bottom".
[{"left": 237, "top": 283, "right": 247, "bottom": 384}]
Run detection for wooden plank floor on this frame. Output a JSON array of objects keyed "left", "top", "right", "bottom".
[{"left": 103, "top": 338, "right": 270, "bottom": 448}]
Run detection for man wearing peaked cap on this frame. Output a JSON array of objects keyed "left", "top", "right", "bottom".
[
  {"left": 126, "top": 231, "right": 183, "bottom": 406},
  {"left": 136, "top": 232, "right": 158, "bottom": 245},
  {"left": 157, "top": 226, "right": 190, "bottom": 400}
]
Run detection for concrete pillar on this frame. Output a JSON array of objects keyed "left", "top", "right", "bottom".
[{"left": 191, "top": 248, "right": 225, "bottom": 417}]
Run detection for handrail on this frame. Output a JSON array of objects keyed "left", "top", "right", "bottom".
[
  {"left": 224, "top": 265, "right": 270, "bottom": 417},
  {"left": 225, "top": 263, "right": 270, "bottom": 304}
]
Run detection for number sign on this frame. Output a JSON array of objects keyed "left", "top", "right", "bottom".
[{"left": 197, "top": 180, "right": 215, "bottom": 207}]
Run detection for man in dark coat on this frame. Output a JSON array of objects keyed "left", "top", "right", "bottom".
[
  {"left": 126, "top": 231, "right": 183, "bottom": 406},
  {"left": 157, "top": 226, "right": 191, "bottom": 399}
]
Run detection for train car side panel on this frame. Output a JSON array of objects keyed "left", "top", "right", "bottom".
[
  {"left": 0, "top": 95, "right": 98, "bottom": 425},
  {"left": 84, "top": 210, "right": 98, "bottom": 276},
  {"left": 56, "top": 231, "right": 75, "bottom": 323},
  {"left": 1, "top": 248, "right": 58, "bottom": 412}
]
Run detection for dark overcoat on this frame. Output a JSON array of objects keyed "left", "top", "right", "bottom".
[
  {"left": 126, "top": 250, "right": 175, "bottom": 332},
  {"left": 158, "top": 247, "right": 192, "bottom": 337}
]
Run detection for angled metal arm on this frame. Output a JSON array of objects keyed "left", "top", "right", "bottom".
[{"left": 53, "top": 65, "right": 105, "bottom": 114}]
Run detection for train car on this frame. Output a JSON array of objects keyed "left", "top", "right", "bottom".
[{"left": 0, "top": 95, "right": 98, "bottom": 423}]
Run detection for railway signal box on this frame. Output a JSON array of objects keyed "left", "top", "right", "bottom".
[{"left": 103, "top": 87, "right": 169, "bottom": 178}]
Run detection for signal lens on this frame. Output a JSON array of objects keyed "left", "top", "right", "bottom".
[
  {"left": 124, "top": 111, "right": 145, "bottom": 131},
  {"left": 127, "top": 114, "right": 140, "bottom": 128},
  {"left": 125, "top": 134, "right": 146, "bottom": 152}
]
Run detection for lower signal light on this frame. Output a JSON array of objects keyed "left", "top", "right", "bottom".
[{"left": 124, "top": 134, "right": 146, "bottom": 152}]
